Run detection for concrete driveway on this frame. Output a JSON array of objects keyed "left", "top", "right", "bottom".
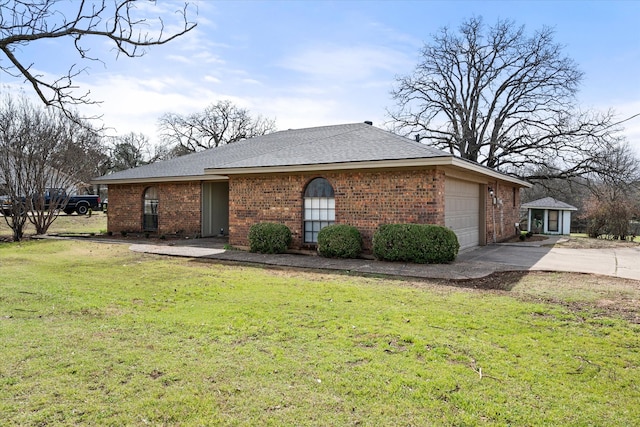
[
  {"left": 458, "top": 237, "right": 640, "bottom": 281},
  {"left": 127, "top": 235, "right": 640, "bottom": 281}
]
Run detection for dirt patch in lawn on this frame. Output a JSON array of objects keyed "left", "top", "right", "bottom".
[
  {"left": 266, "top": 267, "right": 640, "bottom": 324},
  {"left": 447, "top": 270, "right": 640, "bottom": 324},
  {"left": 501, "top": 235, "right": 639, "bottom": 248},
  {"left": 555, "top": 237, "right": 639, "bottom": 249}
]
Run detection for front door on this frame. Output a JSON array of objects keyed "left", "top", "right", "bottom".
[
  {"left": 202, "top": 182, "right": 229, "bottom": 236},
  {"left": 531, "top": 209, "right": 544, "bottom": 233},
  {"left": 548, "top": 210, "right": 560, "bottom": 233}
]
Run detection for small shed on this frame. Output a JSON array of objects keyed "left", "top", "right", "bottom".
[{"left": 521, "top": 197, "right": 577, "bottom": 235}]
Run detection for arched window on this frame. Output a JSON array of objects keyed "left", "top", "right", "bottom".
[
  {"left": 303, "top": 178, "right": 335, "bottom": 243},
  {"left": 143, "top": 186, "right": 159, "bottom": 231}
]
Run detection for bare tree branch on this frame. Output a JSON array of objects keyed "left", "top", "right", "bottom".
[
  {"left": 158, "top": 100, "right": 277, "bottom": 156},
  {"left": 388, "top": 16, "right": 639, "bottom": 180},
  {"left": 0, "top": 0, "right": 197, "bottom": 117},
  {"left": 0, "top": 93, "right": 104, "bottom": 240},
  {"left": 104, "top": 131, "right": 166, "bottom": 172}
]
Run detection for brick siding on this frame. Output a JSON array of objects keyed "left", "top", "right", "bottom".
[
  {"left": 107, "top": 182, "right": 201, "bottom": 236},
  {"left": 229, "top": 168, "right": 446, "bottom": 251},
  {"left": 106, "top": 171, "right": 522, "bottom": 250},
  {"left": 484, "top": 180, "right": 521, "bottom": 243}
]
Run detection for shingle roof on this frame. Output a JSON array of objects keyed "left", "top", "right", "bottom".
[
  {"left": 92, "top": 123, "right": 532, "bottom": 189},
  {"left": 521, "top": 197, "right": 578, "bottom": 211},
  {"left": 93, "top": 123, "right": 450, "bottom": 182}
]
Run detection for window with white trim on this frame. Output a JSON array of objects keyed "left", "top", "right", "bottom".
[{"left": 303, "top": 178, "right": 335, "bottom": 243}]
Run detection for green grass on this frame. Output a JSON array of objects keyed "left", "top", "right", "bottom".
[
  {"left": 0, "top": 211, "right": 107, "bottom": 238},
  {"left": 1, "top": 240, "right": 639, "bottom": 425}
]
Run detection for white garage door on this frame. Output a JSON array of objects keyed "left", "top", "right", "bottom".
[{"left": 445, "top": 178, "right": 480, "bottom": 250}]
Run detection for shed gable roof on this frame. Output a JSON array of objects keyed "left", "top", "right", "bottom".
[{"left": 521, "top": 197, "right": 578, "bottom": 211}]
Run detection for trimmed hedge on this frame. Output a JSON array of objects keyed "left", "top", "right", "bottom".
[
  {"left": 248, "top": 222, "right": 292, "bottom": 254},
  {"left": 372, "top": 224, "right": 460, "bottom": 264},
  {"left": 317, "top": 224, "right": 362, "bottom": 259}
]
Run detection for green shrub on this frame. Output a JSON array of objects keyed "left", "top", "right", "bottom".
[
  {"left": 372, "top": 224, "right": 459, "bottom": 264},
  {"left": 317, "top": 224, "right": 362, "bottom": 258},
  {"left": 248, "top": 222, "right": 292, "bottom": 254}
]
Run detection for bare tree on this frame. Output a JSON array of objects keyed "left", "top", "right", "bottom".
[
  {"left": 523, "top": 141, "right": 640, "bottom": 237},
  {"left": 522, "top": 169, "right": 588, "bottom": 207},
  {"left": 0, "top": 0, "right": 197, "bottom": 115},
  {"left": 0, "top": 94, "right": 103, "bottom": 240},
  {"left": 158, "top": 100, "right": 277, "bottom": 155},
  {"left": 389, "top": 17, "right": 637, "bottom": 179},
  {"left": 106, "top": 132, "right": 166, "bottom": 172},
  {"left": 580, "top": 142, "right": 640, "bottom": 239}
]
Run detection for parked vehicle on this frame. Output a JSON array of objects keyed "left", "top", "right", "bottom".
[
  {"left": 1, "top": 188, "right": 100, "bottom": 216},
  {"left": 0, "top": 195, "right": 10, "bottom": 216}
]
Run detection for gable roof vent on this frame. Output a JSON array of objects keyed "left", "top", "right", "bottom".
[{"left": 364, "top": 120, "right": 373, "bottom": 125}]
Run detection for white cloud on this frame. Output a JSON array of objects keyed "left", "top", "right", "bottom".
[
  {"left": 76, "top": 74, "right": 212, "bottom": 139},
  {"left": 279, "top": 44, "right": 411, "bottom": 82},
  {"left": 257, "top": 96, "right": 339, "bottom": 129},
  {"left": 203, "top": 75, "right": 221, "bottom": 84},
  {"left": 165, "top": 55, "right": 192, "bottom": 65},
  {"left": 165, "top": 51, "right": 225, "bottom": 66},
  {"left": 74, "top": 71, "right": 279, "bottom": 141}
]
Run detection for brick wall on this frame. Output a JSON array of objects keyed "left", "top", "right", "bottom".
[
  {"left": 107, "top": 182, "right": 201, "bottom": 236},
  {"left": 107, "top": 184, "right": 142, "bottom": 233},
  {"left": 484, "top": 180, "right": 521, "bottom": 243},
  {"left": 229, "top": 168, "right": 446, "bottom": 251},
  {"left": 107, "top": 172, "right": 523, "bottom": 249},
  {"left": 158, "top": 182, "right": 201, "bottom": 235}
]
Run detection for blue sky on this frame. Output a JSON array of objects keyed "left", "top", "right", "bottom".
[{"left": 2, "top": 0, "right": 639, "bottom": 149}]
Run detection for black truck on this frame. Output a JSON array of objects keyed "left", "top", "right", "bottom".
[{"left": 1, "top": 188, "right": 101, "bottom": 216}]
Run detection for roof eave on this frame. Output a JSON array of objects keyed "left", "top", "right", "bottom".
[
  {"left": 90, "top": 174, "right": 229, "bottom": 185},
  {"left": 205, "top": 156, "right": 531, "bottom": 187},
  {"left": 521, "top": 205, "right": 578, "bottom": 211},
  {"left": 204, "top": 157, "right": 451, "bottom": 175},
  {"left": 449, "top": 158, "right": 531, "bottom": 188}
]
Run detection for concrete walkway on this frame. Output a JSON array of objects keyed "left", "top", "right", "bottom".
[{"left": 128, "top": 236, "right": 640, "bottom": 281}]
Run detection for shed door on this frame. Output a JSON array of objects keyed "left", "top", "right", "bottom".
[{"left": 445, "top": 178, "right": 480, "bottom": 250}]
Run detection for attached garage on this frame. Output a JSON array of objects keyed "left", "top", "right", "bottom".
[{"left": 445, "top": 177, "right": 482, "bottom": 250}]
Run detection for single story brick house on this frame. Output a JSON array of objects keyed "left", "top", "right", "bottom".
[{"left": 93, "top": 123, "right": 530, "bottom": 251}]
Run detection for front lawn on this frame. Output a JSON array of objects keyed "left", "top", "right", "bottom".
[
  {"left": 0, "top": 240, "right": 639, "bottom": 425},
  {"left": 0, "top": 211, "right": 107, "bottom": 239}
]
